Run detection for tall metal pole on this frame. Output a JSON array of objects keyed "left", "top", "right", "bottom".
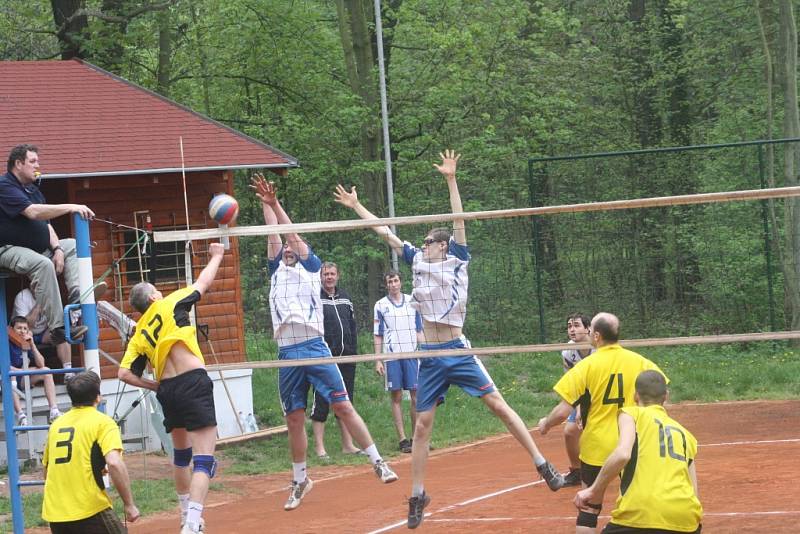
[
  {"left": 757, "top": 147, "right": 777, "bottom": 331},
  {"left": 74, "top": 214, "right": 100, "bottom": 375},
  {"left": 373, "top": 0, "right": 398, "bottom": 270}
]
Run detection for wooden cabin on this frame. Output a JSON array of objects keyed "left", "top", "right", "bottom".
[{"left": 0, "top": 60, "right": 297, "bottom": 445}]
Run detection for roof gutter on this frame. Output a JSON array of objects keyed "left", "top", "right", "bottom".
[{"left": 41, "top": 162, "right": 299, "bottom": 180}]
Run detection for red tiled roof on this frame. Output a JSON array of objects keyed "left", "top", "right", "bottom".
[{"left": 0, "top": 60, "right": 297, "bottom": 178}]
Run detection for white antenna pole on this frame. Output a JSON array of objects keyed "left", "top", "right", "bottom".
[{"left": 179, "top": 137, "right": 194, "bottom": 288}]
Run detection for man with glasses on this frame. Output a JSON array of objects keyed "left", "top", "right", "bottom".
[{"left": 335, "top": 150, "right": 564, "bottom": 529}]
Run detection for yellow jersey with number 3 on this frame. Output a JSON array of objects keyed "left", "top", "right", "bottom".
[
  {"left": 553, "top": 343, "right": 667, "bottom": 466},
  {"left": 42, "top": 406, "right": 122, "bottom": 522},
  {"left": 121, "top": 286, "right": 204, "bottom": 380},
  {"left": 610, "top": 405, "right": 703, "bottom": 531}
]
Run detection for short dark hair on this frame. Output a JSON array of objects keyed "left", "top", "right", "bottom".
[
  {"left": 426, "top": 227, "right": 451, "bottom": 243},
  {"left": 7, "top": 144, "right": 38, "bottom": 173},
  {"left": 321, "top": 261, "right": 338, "bottom": 272},
  {"left": 383, "top": 270, "right": 401, "bottom": 284},
  {"left": 592, "top": 315, "right": 619, "bottom": 342},
  {"left": 67, "top": 371, "right": 101, "bottom": 407},
  {"left": 567, "top": 313, "right": 591, "bottom": 329},
  {"left": 635, "top": 370, "right": 667, "bottom": 405},
  {"left": 10, "top": 316, "right": 28, "bottom": 327}
]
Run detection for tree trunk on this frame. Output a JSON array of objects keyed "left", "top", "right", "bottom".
[
  {"left": 156, "top": 6, "right": 173, "bottom": 97},
  {"left": 336, "top": 0, "right": 387, "bottom": 310},
  {"left": 777, "top": 0, "right": 800, "bottom": 332},
  {"left": 50, "top": 0, "right": 88, "bottom": 60}
]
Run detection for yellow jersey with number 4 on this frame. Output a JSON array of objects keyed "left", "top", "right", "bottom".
[
  {"left": 121, "top": 286, "right": 204, "bottom": 380},
  {"left": 553, "top": 343, "right": 667, "bottom": 466},
  {"left": 611, "top": 405, "right": 703, "bottom": 531},
  {"left": 42, "top": 406, "right": 122, "bottom": 522}
]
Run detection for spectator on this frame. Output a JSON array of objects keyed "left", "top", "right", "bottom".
[
  {"left": 311, "top": 262, "right": 361, "bottom": 457},
  {"left": 8, "top": 316, "right": 62, "bottom": 423},
  {"left": 0, "top": 144, "right": 93, "bottom": 367}
]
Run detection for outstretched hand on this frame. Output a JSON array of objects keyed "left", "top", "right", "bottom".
[
  {"left": 334, "top": 184, "right": 359, "bottom": 209},
  {"left": 250, "top": 173, "right": 277, "bottom": 205},
  {"left": 433, "top": 149, "right": 460, "bottom": 178},
  {"left": 208, "top": 242, "right": 225, "bottom": 258}
]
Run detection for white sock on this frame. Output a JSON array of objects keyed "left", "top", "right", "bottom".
[
  {"left": 292, "top": 462, "right": 307, "bottom": 483},
  {"left": 186, "top": 501, "right": 203, "bottom": 530},
  {"left": 412, "top": 483, "right": 425, "bottom": 497},
  {"left": 363, "top": 444, "right": 381, "bottom": 465},
  {"left": 178, "top": 493, "right": 190, "bottom": 519},
  {"left": 62, "top": 362, "right": 72, "bottom": 369},
  {"left": 534, "top": 456, "right": 546, "bottom": 467}
]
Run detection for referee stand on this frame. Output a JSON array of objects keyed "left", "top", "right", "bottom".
[{"left": 1, "top": 214, "right": 97, "bottom": 534}]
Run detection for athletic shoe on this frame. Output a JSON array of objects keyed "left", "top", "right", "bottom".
[
  {"left": 48, "top": 409, "right": 62, "bottom": 424},
  {"left": 537, "top": 460, "right": 564, "bottom": 491},
  {"left": 399, "top": 438, "right": 412, "bottom": 453},
  {"left": 563, "top": 468, "right": 581, "bottom": 487},
  {"left": 180, "top": 523, "right": 201, "bottom": 534},
  {"left": 50, "top": 325, "right": 88, "bottom": 344},
  {"left": 373, "top": 460, "right": 398, "bottom": 483},
  {"left": 407, "top": 492, "right": 430, "bottom": 529},
  {"left": 16, "top": 411, "right": 27, "bottom": 427},
  {"left": 180, "top": 517, "right": 204, "bottom": 532},
  {"left": 284, "top": 477, "right": 313, "bottom": 511}
]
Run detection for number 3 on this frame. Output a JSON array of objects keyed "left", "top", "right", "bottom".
[{"left": 55, "top": 427, "right": 75, "bottom": 464}]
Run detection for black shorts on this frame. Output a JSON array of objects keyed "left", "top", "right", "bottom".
[
  {"left": 49, "top": 508, "right": 126, "bottom": 534},
  {"left": 603, "top": 523, "right": 702, "bottom": 534},
  {"left": 156, "top": 368, "right": 216, "bottom": 432},
  {"left": 310, "top": 362, "right": 356, "bottom": 422},
  {"left": 581, "top": 461, "right": 603, "bottom": 487}
]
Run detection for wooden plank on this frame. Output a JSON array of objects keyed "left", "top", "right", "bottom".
[{"left": 215, "top": 425, "right": 288, "bottom": 449}]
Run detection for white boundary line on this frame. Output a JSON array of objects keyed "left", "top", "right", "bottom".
[
  {"left": 423, "top": 510, "right": 800, "bottom": 524},
  {"left": 367, "top": 431, "right": 800, "bottom": 534}
]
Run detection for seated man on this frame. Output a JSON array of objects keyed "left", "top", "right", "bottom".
[
  {"left": 0, "top": 144, "right": 94, "bottom": 366},
  {"left": 7, "top": 316, "right": 62, "bottom": 423}
]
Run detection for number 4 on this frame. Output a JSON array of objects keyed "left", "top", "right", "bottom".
[{"left": 603, "top": 373, "right": 625, "bottom": 406}]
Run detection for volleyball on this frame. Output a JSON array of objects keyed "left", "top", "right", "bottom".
[{"left": 209, "top": 194, "right": 239, "bottom": 225}]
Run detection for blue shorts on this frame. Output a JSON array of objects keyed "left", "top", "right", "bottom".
[
  {"left": 384, "top": 358, "right": 419, "bottom": 391},
  {"left": 567, "top": 408, "right": 578, "bottom": 423},
  {"left": 278, "top": 337, "right": 349, "bottom": 416},
  {"left": 416, "top": 337, "right": 495, "bottom": 412}
]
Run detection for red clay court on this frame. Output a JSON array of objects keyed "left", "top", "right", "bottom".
[{"left": 113, "top": 400, "right": 799, "bottom": 533}]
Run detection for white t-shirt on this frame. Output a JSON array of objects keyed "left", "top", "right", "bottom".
[
  {"left": 13, "top": 289, "right": 47, "bottom": 335},
  {"left": 561, "top": 340, "right": 594, "bottom": 371},
  {"left": 268, "top": 247, "right": 324, "bottom": 347},
  {"left": 373, "top": 293, "right": 422, "bottom": 354},
  {"left": 402, "top": 238, "right": 470, "bottom": 327}
]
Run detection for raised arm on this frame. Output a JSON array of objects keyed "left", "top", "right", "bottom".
[
  {"left": 334, "top": 184, "right": 404, "bottom": 255},
  {"left": 434, "top": 150, "right": 465, "bottom": 245},
  {"left": 251, "top": 174, "right": 284, "bottom": 260},
  {"left": 193, "top": 242, "right": 225, "bottom": 296}
]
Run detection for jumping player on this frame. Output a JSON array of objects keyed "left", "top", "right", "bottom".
[
  {"left": 574, "top": 370, "right": 703, "bottom": 533},
  {"left": 251, "top": 175, "right": 397, "bottom": 512},
  {"left": 118, "top": 242, "right": 226, "bottom": 534},
  {"left": 374, "top": 270, "right": 424, "bottom": 453},
  {"left": 561, "top": 313, "right": 594, "bottom": 486},
  {"left": 335, "top": 150, "right": 564, "bottom": 529},
  {"left": 539, "top": 312, "right": 668, "bottom": 534}
]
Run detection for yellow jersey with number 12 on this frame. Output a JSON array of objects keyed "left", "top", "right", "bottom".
[
  {"left": 42, "top": 406, "right": 122, "bottom": 522},
  {"left": 121, "top": 286, "right": 204, "bottom": 380},
  {"left": 553, "top": 343, "right": 667, "bottom": 466},
  {"left": 610, "top": 405, "right": 703, "bottom": 531}
]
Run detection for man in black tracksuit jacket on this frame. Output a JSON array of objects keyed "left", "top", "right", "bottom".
[{"left": 310, "top": 262, "right": 362, "bottom": 456}]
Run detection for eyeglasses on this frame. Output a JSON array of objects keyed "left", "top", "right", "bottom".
[{"left": 423, "top": 238, "right": 440, "bottom": 246}]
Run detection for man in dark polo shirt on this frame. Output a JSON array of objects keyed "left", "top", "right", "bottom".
[{"left": 0, "top": 144, "right": 94, "bottom": 361}]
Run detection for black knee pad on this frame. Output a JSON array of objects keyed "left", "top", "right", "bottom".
[{"left": 577, "top": 508, "right": 601, "bottom": 528}]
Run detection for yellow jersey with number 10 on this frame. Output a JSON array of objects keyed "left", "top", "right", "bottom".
[
  {"left": 553, "top": 343, "right": 667, "bottom": 466},
  {"left": 121, "top": 286, "right": 204, "bottom": 380},
  {"left": 610, "top": 405, "right": 703, "bottom": 531}
]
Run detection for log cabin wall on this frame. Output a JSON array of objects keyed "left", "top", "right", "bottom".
[{"left": 67, "top": 170, "right": 246, "bottom": 379}]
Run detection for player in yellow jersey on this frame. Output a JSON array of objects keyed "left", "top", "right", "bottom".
[
  {"left": 42, "top": 371, "right": 139, "bottom": 533},
  {"left": 538, "top": 312, "right": 667, "bottom": 533},
  {"left": 118, "top": 242, "right": 225, "bottom": 534},
  {"left": 574, "top": 370, "right": 703, "bottom": 533}
]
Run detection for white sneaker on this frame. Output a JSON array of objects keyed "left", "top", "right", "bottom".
[
  {"left": 180, "top": 517, "right": 204, "bottom": 532},
  {"left": 48, "top": 409, "right": 62, "bottom": 424},
  {"left": 284, "top": 477, "right": 313, "bottom": 511},
  {"left": 373, "top": 460, "right": 399, "bottom": 483},
  {"left": 16, "top": 412, "right": 27, "bottom": 426}
]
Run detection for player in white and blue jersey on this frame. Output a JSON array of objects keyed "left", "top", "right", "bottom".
[
  {"left": 373, "top": 270, "right": 423, "bottom": 453},
  {"left": 334, "top": 150, "right": 564, "bottom": 529},
  {"left": 251, "top": 175, "right": 397, "bottom": 512}
]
